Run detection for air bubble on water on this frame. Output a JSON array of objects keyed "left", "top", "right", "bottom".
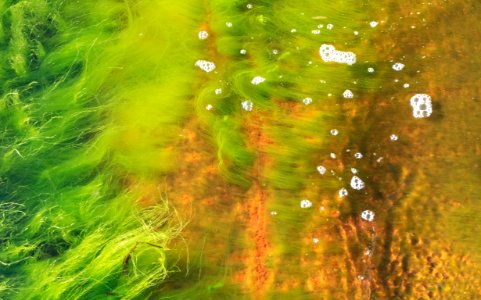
[
  {"left": 330, "top": 153, "right": 337, "bottom": 159},
  {"left": 313, "top": 238, "right": 320, "bottom": 244},
  {"left": 339, "top": 188, "right": 348, "bottom": 198},
  {"left": 368, "top": 67, "right": 375, "bottom": 73},
  {"left": 300, "top": 199, "right": 313, "bottom": 208},
  {"left": 327, "top": 24, "right": 334, "bottom": 30},
  {"left": 410, "top": 93, "right": 432, "bottom": 118},
  {"left": 392, "top": 62, "right": 405, "bottom": 71},
  {"left": 390, "top": 134, "right": 398, "bottom": 141},
  {"left": 319, "top": 44, "right": 356, "bottom": 65},
  {"left": 198, "top": 30, "right": 209, "bottom": 40},
  {"left": 351, "top": 168, "right": 358, "bottom": 174},
  {"left": 330, "top": 129, "right": 339, "bottom": 136},
  {"left": 270, "top": 211, "right": 278, "bottom": 216},
  {"left": 241, "top": 100, "right": 253, "bottom": 111},
  {"left": 343, "top": 90, "right": 354, "bottom": 98},
  {"left": 354, "top": 31, "right": 359, "bottom": 35},
  {"left": 246, "top": 3, "right": 253, "bottom": 9},
  {"left": 317, "top": 24, "right": 324, "bottom": 28},
  {"left": 240, "top": 49, "right": 247, "bottom": 55},
  {"left": 311, "top": 29, "right": 321, "bottom": 34},
  {"left": 354, "top": 152, "right": 363, "bottom": 159},
  {"left": 317, "top": 165, "right": 327, "bottom": 175},
  {"left": 350, "top": 176, "right": 365, "bottom": 190},
  {"left": 215, "top": 88, "right": 222, "bottom": 95},
  {"left": 403, "top": 83, "right": 410, "bottom": 88},
  {"left": 303, "top": 97, "right": 313, "bottom": 105},
  {"left": 361, "top": 210, "right": 375, "bottom": 221},
  {"left": 370, "top": 21, "right": 378, "bottom": 28},
  {"left": 226, "top": 22, "right": 233, "bottom": 27},
  {"left": 205, "top": 104, "right": 213, "bottom": 111},
  {"left": 251, "top": 76, "right": 266, "bottom": 85},
  {"left": 291, "top": 28, "right": 297, "bottom": 33},
  {"left": 195, "top": 60, "right": 216, "bottom": 72},
  {"left": 272, "top": 49, "right": 279, "bottom": 55}
]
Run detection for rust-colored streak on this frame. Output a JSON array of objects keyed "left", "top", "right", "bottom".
[{"left": 242, "top": 112, "right": 274, "bottom": 296}]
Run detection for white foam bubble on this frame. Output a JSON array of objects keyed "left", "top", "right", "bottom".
[
  {"left": 361, "top": 210, "right": 375, "bottom": 222},
  {"left": 350, "top": 176, "right": 365, "bottom": 190},
  {"left": 319, "top": 44, "right": 356, "bottom": 66},
  {"left": 246, "top": 3, "right": 253, "bottom": 9},
  {"left": 198, "top": 30, "right": 209, "bottom": 40},
  {"left": 241, "top": 100, "right": 253, "bottom": 111},
  {"left": 370, "top": 21, "right": 378, "bottom": 28},
  {"left": 330, "top": 153, "right": 337, "bottom": 159},
  {"left": 226, "top": 22, "right": 233, "bottom": 27},
  {"left": 327, "top": 24, "right": 334, "bottom": 30},
  {"left": 251, "top": 76, "right": 266, "bottom": 85},
  {"left": 410, "top": 94, "right": 432, "bottom": 118},
  {"left": 300, "top": 199, "right": 313, "bottom": 208},
  {"left": 354, "top": 152, "right": 363, "bottom": 159},
  {"left": 317, "top": 165, "right": 327, "bottom": 175},
  {"left": 339, "top": 188, "right": 348, "bottom": 198},
  {"left": 206, "top": 104, "right": 213, "bottom": 111},
  {"left": 313, "top": 238, "right": 320, "bottom": 244},
  {"left": 215, "top": 88, "right": 222, "bottom": 95},
  {"left": 311, "top": 29, "right": 321, "bottom": 34},
  {"left": 240, "top": 49, "right": 247, "bottom": 55},
  {"left": 303, "top": 97, "right": 313, "bottom": 105},
  {"left": 403, "top": 83, "right": 410, "bottom": 88},
  {"left": 392, "top": 62, "right": 405, "bottom": 71},
  {"left": 390, "top": 134, "right": 398, "bottom": 141},
  {"left": 330, "top": 129, "right": 339, "bottom": 136},
  {"left": 343, "top": 90, "right": 354, "bottom": 98},
  {"left": 368, "top": 67, "right": 375, "bottom": 73},
  {"left": 351, "top": 168, "right": 358, "bottom": 174},
  {"left": 195, "top": 60, "right": 216, "bottom": 72}
]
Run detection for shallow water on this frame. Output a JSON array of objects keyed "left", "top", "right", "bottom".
[{"left": 1, "top": 1, "right": 481, "bottom": 299}]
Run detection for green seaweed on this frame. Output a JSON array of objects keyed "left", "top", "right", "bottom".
[{"left": 0, "top": 0, "right": 201, "bottom": 298}]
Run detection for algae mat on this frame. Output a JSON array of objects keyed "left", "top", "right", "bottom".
[{"left": 1, "top": 0, "right": 481, "bottom": 299}]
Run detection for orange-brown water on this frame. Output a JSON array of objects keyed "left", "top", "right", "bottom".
[{"left": 150, "top": 1, "right": 481, "bottom": 299}]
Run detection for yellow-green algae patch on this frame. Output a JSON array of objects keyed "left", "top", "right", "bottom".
[{"left": 0, "top": 0, "right": 203, "bottom": 298}]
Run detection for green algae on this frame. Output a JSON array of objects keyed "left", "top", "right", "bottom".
[{"left": 0, "top": 0, "right": 201, "bottom": 298}]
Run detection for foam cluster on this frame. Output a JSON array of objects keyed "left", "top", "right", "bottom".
[
  {"left": 410, "top": 94, "right": 433, "bottom": 118},
  {"left": 251, "top": 76, "right": 265, "bottom": 85},
  {"left": 361, "top": 210, "right": 375, "bottom": 222},
  {"left": 241, "top": 100, "right": 253, "bottom": 111},
  {"left": 350, "top": 176, "right": 365, "bottom": 190},
  {"left": 195, "top": 60, "right": 216, "bottom": 72},
  {"left": 300, "top": 199, "right": 313, "bottom": 208},
  {"left": 317, "top": 165, "right": 326, "bottom": 175},
  {"left": 319, "top": 44, "right": 356, "bottom": 65}
]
